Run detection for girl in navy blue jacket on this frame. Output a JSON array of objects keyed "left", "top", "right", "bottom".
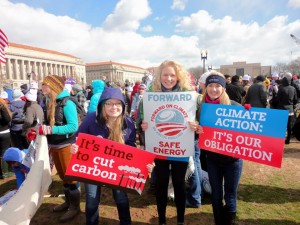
[{"left": 71, "top": 87, "right": 137, "bottom": 225}]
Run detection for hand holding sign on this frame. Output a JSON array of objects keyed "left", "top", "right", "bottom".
[
  {"left": 188, "top": 120, "right": 203, "bottom": 134},
  {"left": 70, "top": 143, "right": 79, "bottom": 154},
  {"left": 141, "top": 120, "right": 148, "bottom": 131}
]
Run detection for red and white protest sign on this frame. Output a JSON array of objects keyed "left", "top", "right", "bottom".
[
  {"left": 65, "top": 133, "right": 156, "bottom": 195},
  {"left": 199, "top": 104, "right": 289, "bottom": 168}
]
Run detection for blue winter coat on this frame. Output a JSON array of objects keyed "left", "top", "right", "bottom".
[
  {"left": 87, "top": 80, "right": 105, "bottom": 113},
  {"left": 9, "top": 99, "right": 25, "bottom": 131},
  {"left": 3, "top": 147, "right": 30, "bottom": 189}
]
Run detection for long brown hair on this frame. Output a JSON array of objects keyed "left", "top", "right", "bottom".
[
  {"left": 46, "top": 91, "right": 59, "bottom": 126},
  {"left": 101, "top": 107, "right": 125, "bottom": 144}
]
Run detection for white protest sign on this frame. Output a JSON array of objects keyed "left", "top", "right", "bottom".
[{"left": 143, "top": 91, "right": 196, "bottom": 159}]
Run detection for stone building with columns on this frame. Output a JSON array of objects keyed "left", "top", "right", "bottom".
[
  {"left": 0, "top": 42, "right": 86, "bottom": 89},
  {"left": 86, "top": 61, "right": 147, "bottom": 85}
]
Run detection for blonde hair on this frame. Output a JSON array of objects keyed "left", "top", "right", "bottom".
[
  {"left": 201, "top": 70, "right": 231, "bottom": 105},
  {"left": 0, "top": 98, "right": 12, "bottom": 119},
  {"left": 151, "top": 60, "right": 195, "bottom": 91},
  {"left": 102, "top": 107, "right": 125, "bottom": 144}
]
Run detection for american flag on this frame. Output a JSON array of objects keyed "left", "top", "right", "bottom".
[{"left": 0, "top": 29, "right": 8, "bottom": 64}]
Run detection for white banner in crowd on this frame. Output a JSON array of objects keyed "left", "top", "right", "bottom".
[{"left": 0, "top": 135, "right": 52, "bottom": 225}]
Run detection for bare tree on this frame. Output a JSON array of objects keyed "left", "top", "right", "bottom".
[{"left": 188, "top": 66, "right": 202, "bottom": 83}]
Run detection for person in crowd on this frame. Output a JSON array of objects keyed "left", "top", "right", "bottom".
[
  {"left": 130, "top": 81, "right": 141, "bottom": 106},
  {"left": 3, "top": 147, "right": 30, "bottom": 189},
  {"left": 142, "top": 72, "right": 150, "bottom": 86},
  {"left": 70, "top": 87, "right": 146, "bottom": 225},
  {"left": 20, "top": 83, "right": 30, "bottom": 95},
  {"left": 64, "top": 78, "right": 74, "bottom": 94},
  {"left": 101, "top": 75, "right": 107, "bottom": 83},
  {"left": 142, "top": 72, "right": 153, "bottom": 89},
  {"left": 224, "top": 74, "right": 231, "bottom": 85},
  {"left": 124, "top": 83, "right": 133, "bottom": 114},
  {"left": 244, "top": 75, "right": 268, "bottom": 108},
  {"left": 272, "top": 75, "right": 298, "bottom": 144},
  {"left": 114, "top": 80, "right": 124, "bottom": 91},
  {"left": 241, "top": 74, "right": 251, "bottom": 93},
  {"left": 30, "top": 81, "right": 45, "bottom": 108},
  {"left": 197, "top": 71, "right": 242, "bottom": 225},
  {"left": 22, "top": 89, "right": 44, "bottom": 139},
  {"left": 131, "top": 84, "right": 147, "bottom": 149},
  {"left": 291, "top": 74, "right": 300, "bottom": 100},
  {"left": 269, "top": 74, "right": 280, "bottom": 107},
  {"left": 85, "top": 85, "right": 93, "bottom": 101},
  {"left": 9, "top": 89, "right": 28, "bottom": 149},
  {"left": 27, "top": 75, "right": 80, "bottom": 222},
  {"left": 186, "top": 90, "right": 203, "bottom": 209},
  {"left": 137, "top": 60, "right": 200, "bottom": 225},
  {"left": 198, "top": 71, "right": 210, "bottom": 94},
  {"left": 0, "top": 91, "right": 10, "bottom": 104},
  {"left": 87, "top": 80, "right": 105, "bottom": 113},
  {"left": 264, "top": 77, "right": 271, "bottom": 94},
  {"left": 0, "top": 95, "right": 12, "bottom": 179},
  {"left": 130, "top": 84, "right": 146, "bottom": 120},
  {"left": 225, "top": 75, "right": 246, "bottom": 104},
  {"left": 3, "top": 84, "right": 13, "bottom": 103},
  {"left": 71, "top": 84, "right": 87, "bottom": 112},
  {"left": 106, "top": 81, "right": 113, "bottom": 88}
]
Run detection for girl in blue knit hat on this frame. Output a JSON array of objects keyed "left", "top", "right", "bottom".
[{"left": 3, "top": 147, "right": 29, "bottom": 189}]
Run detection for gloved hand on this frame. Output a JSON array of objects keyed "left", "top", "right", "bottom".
[
  {"left": 38, "top": 125, "right": 52, "bottom": 135},
  {"left": 26, "top": 128, "right": 37, "bottom": 141},
  {"left": 244, "top": 104, "right": 251, "bottom": 110}
]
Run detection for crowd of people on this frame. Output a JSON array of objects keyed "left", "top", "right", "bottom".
[
  {"left": 0, "top": 62, "right": 299, "bottom": 225},
  {"left": 223, "top": 72, "right": 299, "bottom": 144}
]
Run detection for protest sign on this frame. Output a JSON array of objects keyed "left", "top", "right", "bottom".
[
  {"left": 65, "top": 133, "right": 156, "bottom": 195},
  {"left": 199, "top": 103, "right": 289, "bottom": 168},
  {"left": 143, "top": 91, "right": 196, "bottom": 159},
  {"left": 0, "top": 135, "right": 51, "bottom": 225}
]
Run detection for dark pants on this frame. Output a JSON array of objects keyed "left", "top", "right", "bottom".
[
  {"left": 286, "top": 115, "right": 294, "bottom": 144},
  {"left": 85, "top": 183, "right": 131, "bottom": 225},
  {"left": 206, "top": 158, "right": 243, "bottom": 212},
  {"left": 10, "top": 130, "right": 29, "bottom": 149},
  {"left": 0, "top": 132, "right": 11, "bottom": 177},
  {"left": 155, "top": 159, "right": 188, "bottom": 224}
]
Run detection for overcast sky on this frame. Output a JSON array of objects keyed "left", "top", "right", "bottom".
[{"left": 1, "top": 0, "right": 300, "bottom": 70}]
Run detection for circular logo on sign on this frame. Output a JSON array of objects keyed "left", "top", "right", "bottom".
[{"left": 154, "top": 109, "right": 187, "bottom": 139}]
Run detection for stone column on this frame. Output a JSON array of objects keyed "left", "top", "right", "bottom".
[
  {"left": 20, "top": 60, "right": 25, "bottom": 80},
  {"left": 12, "top": 59, "right": 19, "bottom": 80},
  {"left": 6, "top": 58, "right": 11, "bottom": 80}
]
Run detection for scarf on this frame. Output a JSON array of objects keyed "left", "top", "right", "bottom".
[{"left": 205, "top": 95, "right": 220, "bottom": 104}]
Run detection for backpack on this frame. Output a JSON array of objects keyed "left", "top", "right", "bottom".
[{"left": 60, "top": 96, "right": 87, "bottom": 125}]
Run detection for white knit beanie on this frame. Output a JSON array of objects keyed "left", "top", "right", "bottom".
[
  {"left": 25, "top": 90, "right": 37, "bottom": 101},
  {"left": 0, "top": 91, "right": 8, "bottom": 99}
]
